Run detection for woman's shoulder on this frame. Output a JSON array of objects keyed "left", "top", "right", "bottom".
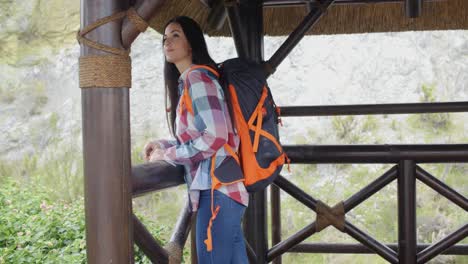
[{"left": 186, "top": 64, "right": 219, "bottom": 83}]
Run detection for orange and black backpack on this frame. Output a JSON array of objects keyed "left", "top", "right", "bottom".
[
  {"left": 218, "top": 58, "right": 287, "bottom": 192},
  {"left": 180, "top": 58, "right": 288, "bottom": 251},
  {"left": 181, "top": 58, "right": 287, "bottom": 193}
]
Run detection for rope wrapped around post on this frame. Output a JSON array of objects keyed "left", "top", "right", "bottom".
[
  {"left": 77, "top": 7, "right": 149, "bottom": 88},
  {"left": 127, "top": 6, "right": 149, "bottom": 33},
  {"left": 164, "top": 241, "right": 183, "bottom": 264},
  {"left": 315, "top": 200, "right": 345, "bottom": 232}
]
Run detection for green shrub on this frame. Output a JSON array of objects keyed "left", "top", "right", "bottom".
[
  {"left": 0, "top": 179, "right": 168, "bottom": 263},
  {"left": 413, "top": 84, "right": 453, "bottom": 134},
  {"left": 0, "top": 179, "right": 86, "bottom": 263},
  {"left": 331, "top": 115, "right": 381, "bottom": 144}
]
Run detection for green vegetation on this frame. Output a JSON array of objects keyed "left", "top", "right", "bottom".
[
  {"left": 0, "top": 179, "right": 170, "bottom": 263},
  {"left": 0, "top": 179, "right": 86, "bottom": 263},
  {"left": 0, "top": 134, "right": 190, "bottom": 263},
  {"left": 409, "top": 84, "right": 454, "bottom": 136},
  {"left": 332, "top": 115, "right": 381, "bottom": 144}
]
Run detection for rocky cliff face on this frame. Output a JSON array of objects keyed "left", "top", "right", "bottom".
[
  {"left": 0, "top": 0, "right": 80, "bottom": 160},
  {"left": 0, "top": 1, "right": 467, "bottom": 162},
  {"left": 0, "top": 0, "right": 79, "bottom": 66}
]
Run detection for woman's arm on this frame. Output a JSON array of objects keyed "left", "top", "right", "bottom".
[{"left": 162, "top": 69, "right": 228, "bottom": 166}]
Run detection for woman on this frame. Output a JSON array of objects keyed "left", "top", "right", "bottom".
[{"left": 144, "top": 16, "right": 249, "bottom": 263}]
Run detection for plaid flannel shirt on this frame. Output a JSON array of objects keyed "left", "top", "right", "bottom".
[{"left": 156, "top": 65, "right": 249, "bottom": 211}]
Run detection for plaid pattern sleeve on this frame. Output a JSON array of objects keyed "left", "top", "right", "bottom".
[{"left": 163, "top": 69, "right": 229, "bottom": 166}]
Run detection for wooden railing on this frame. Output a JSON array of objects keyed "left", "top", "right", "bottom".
[{"left": 131, "top": 102, "right": 468, "bottom": 263}]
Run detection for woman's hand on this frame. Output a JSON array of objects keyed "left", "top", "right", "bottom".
[
  {"left": 143, "top": 141, "right": 161, "bottom": 162},
  {"left": 149, "top": 148, "right": 165, "bottom": 162}
]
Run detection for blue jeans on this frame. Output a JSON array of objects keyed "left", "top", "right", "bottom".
[{"left": 196, "top": 190, "right": 249, "bottom": 264}]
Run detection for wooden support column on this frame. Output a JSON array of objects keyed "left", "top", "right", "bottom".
[
  {"left": 271, "top": 184, "right": 282, "bottom": 264},
  {"left": 80, "top": 0, "right": 133, "bottom": 263},
  {"left": 406, "top": 0, "right": 423, "bottom": 18},
  {"left": 241, "top": 0, "right": 264, "bottom": 61},
  {"left": 226, "top": 1, "right": 248, "bottom": 59},
  {"left": 234, "top": 1, "right": 268, "bottom": 263},
  {"left": 398, "top": 160, "right": 417, "bottom": 264}
]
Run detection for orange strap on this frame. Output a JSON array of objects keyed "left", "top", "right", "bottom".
[
  {"left": 253, "top": 105, "right": 263, "bottom": 153},
  {"left": 276, "top": 106, "right": 283, "bottom": 126},
  {"left": 204, "top": 201, "right": 220, "bottom": 252},
  {"left": 179, "top": 89, "right": 193, "bottom": 115},
  {"left": 204, "top": 146, "right": 244, "bottom": 252},
  {"left": 248, "top": 87, "right": 268, "bottom": 152},
  {"left": 223, "top": 144, "right": 240, "bottom": 164},
  {"left": 205, "top": 155, "right": 220, "bottom": 252},
  {"left": 249, "top": 153, "right": 286, "bottom": 183},
  {"left": 188, "top": 65, "right": 220, "bottom": 78},
  {"left": 248, "top": 124, "right": 282, "bottom": 152},
  {"left": 247, "top": 87, "right": 268, "bottom": 126}
]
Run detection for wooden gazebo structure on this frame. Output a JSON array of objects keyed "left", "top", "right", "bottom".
[{"left": 78, "top": 0, "right": 468, "bottom": 263}]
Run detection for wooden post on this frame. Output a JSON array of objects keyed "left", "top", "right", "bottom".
[
  {"left": 398, "top": 160, "right": 417, "bottom": 264},
  {"left": 271, "top": 184, "right": 282, "bottom": 264},
  {"left": 406, "top": 0, "right": 422, "bottom": 18},
  {"left": 80, "top": 0, "right": 133, "bottom": 262},
  {"left": 236, "top": 1, "right": 268, "bottom": 263}
]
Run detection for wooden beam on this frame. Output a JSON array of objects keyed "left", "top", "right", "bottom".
[
  {"left": 266, "top": 0, "right": 335, "bottom": 76},
  {"left": 263, "top": 0, "right": 438, "bottom": 7},
  {"left": 121, "top": 0, "right": 166, "bottom": 48},
  {"left": 132, "top": 161, "right": 185, "bottom": 197},
  {"left": 238, "top": 2, "right": 268, "bottom": 263},
  {"left": 226, "top": 1, "right": 249, "bottom": 59},
  {"left": 207, "top": 0, "right": 227, "bottom": 31},
  {"left": 133, "top": 214, "right": 169, "bottom": 264}
]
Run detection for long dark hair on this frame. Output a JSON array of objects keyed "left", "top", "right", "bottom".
[{"left": 163, "top": 16, "right": 216, "bottom": 136}]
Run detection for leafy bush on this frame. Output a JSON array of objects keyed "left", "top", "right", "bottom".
[
  {"left": 0, "top": 179, "right": 86, "bottom": 263},
  {"left": 0, "top": 179, "right": 168, "bottom": 263},
  {"left": 417, "top": 84, "right": 453, "bottom": 133}
]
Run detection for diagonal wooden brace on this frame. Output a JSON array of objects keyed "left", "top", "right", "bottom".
[{"left": 316, "top": 200, "right": 345, "bottom": 232}]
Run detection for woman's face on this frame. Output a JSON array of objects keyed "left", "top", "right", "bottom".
[{"left": 163, "top": 22, "right": 192, "bottom": 66}]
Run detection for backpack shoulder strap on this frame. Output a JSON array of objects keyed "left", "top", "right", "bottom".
[
  {"left": 186, "top": 65, "right": 220, "bottom": 79},
  {"left": 179, "top": 65, "right": 220, "bottom": 115}
]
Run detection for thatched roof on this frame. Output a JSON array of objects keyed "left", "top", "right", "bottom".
[{"left": 149, "top": 0, "right": 468, "bottom": 36}]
